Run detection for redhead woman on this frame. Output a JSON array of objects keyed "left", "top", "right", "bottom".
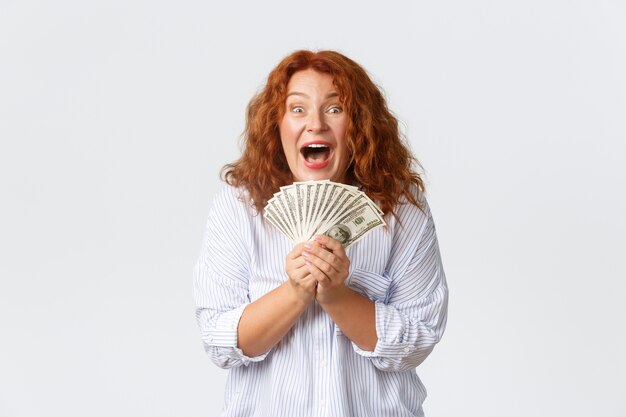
[{"left": 194, "top": 50, "right": 448, "bottom": 417}]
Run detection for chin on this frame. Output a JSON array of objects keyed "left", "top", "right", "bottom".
[{"left": 299, "top": 170, "right": 337, "bottom": 182}]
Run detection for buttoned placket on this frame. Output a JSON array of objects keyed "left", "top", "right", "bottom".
[{"left": 313, "top": 303, "right": 331, "bottom": 417}]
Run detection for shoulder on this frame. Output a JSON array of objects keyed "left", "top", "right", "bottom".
[
  {"left": 209, "top": 184, "right": 257, "bottom": 216},
  {"left": 383, "top": 185, "right": 440, "bottom": 255},
  {"left": 203, "top": 185, "right": 261, "bottom": 235},
  {"left": 391, "top": 185, "right": 431, "bottom": 227},
  {"left": 201, "top": 184, "right": 260, "bottom": 250}
]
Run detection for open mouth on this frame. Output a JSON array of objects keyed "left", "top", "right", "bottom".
[{"left": 301, "top": 143, "right": 331, "bottom": 163}]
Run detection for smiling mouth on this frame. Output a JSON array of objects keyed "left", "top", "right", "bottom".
[{"left": 301, "top": 144, "right": 331, "bottom": 163}]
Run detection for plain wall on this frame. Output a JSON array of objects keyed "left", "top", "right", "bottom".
[{"left": 1, "top": 1, "right": 624, "bottom": 416}]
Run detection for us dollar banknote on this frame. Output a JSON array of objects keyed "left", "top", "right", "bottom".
[{"left": 264, "top": 180, "right": 385, "bottom": 248}]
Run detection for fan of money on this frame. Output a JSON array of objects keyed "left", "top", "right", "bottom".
[{"left": 264, "top": 180, "right": 386, "bottom": 248}]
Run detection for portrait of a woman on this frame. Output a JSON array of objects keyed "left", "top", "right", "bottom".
[{"left": 194, "top": 49, "right": 448, "bottom": 416}]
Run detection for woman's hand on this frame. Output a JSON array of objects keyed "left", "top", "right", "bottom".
[
  {"left": 237, "top": 243, "right": 319, "bottom": 357},
  {"left": 285, "top": 243, "right": 318, "bottom": 306},
  {"left": 302, "top": 235, "right": 351, "bottom": 305}
]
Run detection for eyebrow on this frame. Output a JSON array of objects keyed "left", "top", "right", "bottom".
[{"left": 286, "top": 91, "right": 340, "bottom": 99}]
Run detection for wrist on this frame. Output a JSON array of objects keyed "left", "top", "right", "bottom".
[
  {"left": 284, "top": 280, "right": 315, "bottom": 309},
  {"left": 316, "top": 283, "right": 349, "bottom": 307}
]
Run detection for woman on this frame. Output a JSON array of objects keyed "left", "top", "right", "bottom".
[{"left": 194, "top": 50, "right": 448, "bottom": 416}]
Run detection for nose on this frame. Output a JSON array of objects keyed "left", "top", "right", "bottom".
[{"left": 306, "top": 110, "right": 327, "bottom": 133}]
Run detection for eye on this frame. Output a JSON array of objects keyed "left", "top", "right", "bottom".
[
  {"left": 328, "top": 106, "right": 342, "bottom": 114},
  {"left": 291, "top": 106, "right": 304, "bottom": 113}
]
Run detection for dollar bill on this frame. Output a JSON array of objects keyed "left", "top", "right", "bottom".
[
  {"left": 319, "top": 201, "right": 385, "bottom": 248},
  {"left": 264, "top": 180, "right": 385, "bottom": 246}
]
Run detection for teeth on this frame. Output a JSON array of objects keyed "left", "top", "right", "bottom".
[{"left": 307, "top": 144, "right": 328, "bottom": 148}]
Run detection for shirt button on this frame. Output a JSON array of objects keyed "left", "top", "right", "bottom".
[
  {"left": 319, "top": 323, "right": 325, "bottom": 330},
  {"left": 320, "top": 360, "right": 327, "bottom": 368},
  {"left": 320, "top": 400, "right": 326, "bottom": 407},
  {"left": 207, "top": 336, "right": 214, "bottom": 342},
  {"left": 403, "top": 347, "right": 410, "bottom": 353}
]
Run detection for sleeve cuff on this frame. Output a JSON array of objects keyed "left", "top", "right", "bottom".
[
  {"left": 351, "top": 301, "right": 415, "bottom": 358},
  {"left": 347, "top": 268, "right": 392, "bottom": 302},
  {"left": 203, "top": 304, "right": 269, "bottom": 364},
  {"left": 352, "top": 340, "right": 413, "bottom": 358}
]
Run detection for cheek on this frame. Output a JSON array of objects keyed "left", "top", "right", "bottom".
[
  {"left": 278, "top": 120, "right": 290, "bottom": 148},
  {"left": 335, "top": 119, "right": 349, "bottom": 147},
  {"left": 336, "top": 124, "right": 350, "bottom": 155},
  {"left": 279, "top": 118, "right": 298, "bottom": 143},
  {"left": 279, "top": 122, "right": 298, "bottom": 163}
]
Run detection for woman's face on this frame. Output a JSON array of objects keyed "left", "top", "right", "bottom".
[{"left": 279, "top": 69, "right": 350, "bottom": 184}]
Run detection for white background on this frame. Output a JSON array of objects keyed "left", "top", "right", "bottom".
[{"left": 1, "top": 1, "right": 625, "bottom": 416}]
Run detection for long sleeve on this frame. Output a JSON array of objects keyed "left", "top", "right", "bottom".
[
  {"left": 349, "top": 194, "right": 448, "bottom": 372},
  {"left": 193, "top": 185, "right": 447, "bottom": 416},
  {"left": 193, "top": 186, "right": 269, "bottom": 368}
]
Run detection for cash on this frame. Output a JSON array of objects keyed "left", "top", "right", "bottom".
[{"left": 264, "top": 180, "right": 386, "bottom": 248}]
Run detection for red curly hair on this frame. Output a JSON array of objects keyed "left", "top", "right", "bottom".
[{"left": 222, "top": 50, "right": 424, "bottom": 216}]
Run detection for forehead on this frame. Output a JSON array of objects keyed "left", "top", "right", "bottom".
[{"left": 286, "top": 69, "right": 337, "bottom": 94}]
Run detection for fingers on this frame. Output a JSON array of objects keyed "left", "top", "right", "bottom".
[
  {"left": 287, "top": 242, "right": 306, "bottom": 260},
  {"left": 285, "top": 238, "right": 350, "bottom": 306},
  {"left": 285, "top": 267, "right": 316, "bottom": 299},
  {"left": 304, "top": 259, "right": 331, "bottom": 286},
  {"left": 285, "top": 243, "right": 307, "bottom": 276},
  {"left": 302, "top": 238, "right": 347, "bottom": 274},
  {"left": 313, "top": 234, "right": 344, "bottom": 253},
  {"left": 285, "top": 243, "right": 319, "bottom": 303},
  {"left": 303, "top": 249, "right": 339, "bottom": 277},
  {"left": 302, "top": 236, "right": 350, "bottom": 286},
  {"left": 306, "top": 258, "right": 348, "bottom": 307},
  {"left": 288, "top": 256, "right": 307, "bottom": 271},
  {"left": 303, "top": 241, "right": 335, "bottom": 265}
]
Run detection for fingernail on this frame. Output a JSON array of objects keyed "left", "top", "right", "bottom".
[
  {"left": 302, "top": 251, "right": 309, "bottom": 258},
  {"left": 303, "top": 243, "right": 311, "bottom": 249}
]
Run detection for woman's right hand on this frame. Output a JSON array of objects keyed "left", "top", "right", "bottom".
[
  {"left": 285, "top": 243, "right": 318, "bottom": 305},
  {"left": 236, "top": 243, "right": 318, "bottom": 357}
]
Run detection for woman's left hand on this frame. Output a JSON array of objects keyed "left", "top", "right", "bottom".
[{"left": 302, "top": 234, "right": 350, "bottom": 305}]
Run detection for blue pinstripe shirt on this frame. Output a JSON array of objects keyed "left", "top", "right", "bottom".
[{"left": 194, "top": 185, "right": 448, "bottom": 416}]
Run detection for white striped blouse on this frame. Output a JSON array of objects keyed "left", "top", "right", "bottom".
[{"left": 194, "top": 185, "right": 448, "bottom": 417}]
